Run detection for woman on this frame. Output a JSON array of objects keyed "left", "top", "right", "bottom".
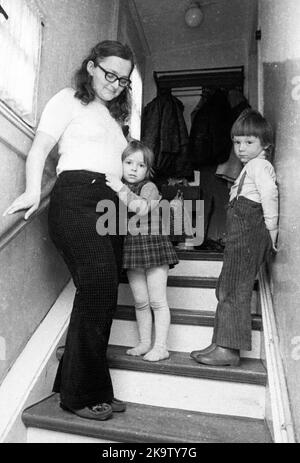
[{"left": 3, "top": 41, "right": 135, "bottom": 421}]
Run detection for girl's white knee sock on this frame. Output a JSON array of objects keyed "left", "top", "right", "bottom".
[
  {"left": 143, "top": 301, "right": 170, "bottom": 362},
  {"left": 126, "top": 302, "right": 152, "bottom": 356}
]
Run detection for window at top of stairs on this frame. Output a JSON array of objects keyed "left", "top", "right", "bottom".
[{"left": 0, "top": 0, "right": 43, "bottom": 128}]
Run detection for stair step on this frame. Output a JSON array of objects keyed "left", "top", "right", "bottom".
[
  {"left": 120, "top": 274, "right": 219, "bottom": 288},
  {"left": 56, "top": 345, "right": 267, "bottom": 418},
  {"left": 56, "top": 344, "right": 266, "bottom": 385},
  {"left": 165, "top": 249, "right": 224, "bottom": 277},
  {"left": 118, "top": 282, "right": 260, "bottom": 313},
  {"left": 115, "top": 305, "right": 262, "bottom": 330},
  {"left": 169, "top": 260, "right": 223, "bottom": 277},
  {"left": 121, "top": 274, "right": 259, "bottom": 289},
  {"left": 118, "top": 283, "right": 218, "bottom": 310},
  {"left": 108, "top": 348, "right": 266, "bottom": 418},
  {"left": 176, "top": 249, "right": 224, "bottom": 261},
  {"left": 23, "top": 393, "right": 272, "bottom": 443},
  {"left": 107, "top": 345, "right": 266, "bottom": 385},
  {"left": 110, "top": 307, "right": 262, "bottom": 359}
]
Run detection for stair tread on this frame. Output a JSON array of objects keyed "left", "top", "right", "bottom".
[
  {"left": 115, "top": 305, "right": 262, "bottom": 330},
  {"left": 120, "top": 274, "right": 218, "bottom": 288},
  {"left": 56, "top": 345, "right": 266, "bottom": 385},
  {"left": 22, "top": 393, "right": 272, "bottom": 443},
  {"left": 120, "top": 274, "right": 259, "bottom": 290},
  {"left": 169, "top": 276, "right": 217, "bottom": 287},
  {"left": 176, "top": 249, "right": 224, "bottom": 261},
  {"left": 107, "top": 345, "right": 267, "bottom": 385}
]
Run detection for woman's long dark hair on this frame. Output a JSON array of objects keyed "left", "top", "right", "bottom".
[{"left": 74, "top": 40, "right": 134, "bottom": 125}]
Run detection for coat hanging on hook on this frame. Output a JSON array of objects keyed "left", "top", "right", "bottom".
[{"left": 141, "top": 91, "right": 194, "bottom": 181}]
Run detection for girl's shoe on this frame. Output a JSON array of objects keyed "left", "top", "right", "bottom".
[
  {"left": 190, "top": 343, "right": 216, "bottom": 360},
  {"left": 108, "top": 397, "right": 127, "bottom": 412},
  {"left": 60, "top": 402, "right": 113, "bottom": 420}
]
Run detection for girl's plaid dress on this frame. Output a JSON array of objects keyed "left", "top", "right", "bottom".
[{"left": 121, "top": 180, "right": 179, "bottom": 269}]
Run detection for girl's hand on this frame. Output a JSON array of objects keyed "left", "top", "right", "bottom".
[
  {"left": 3, "top": 191, "right": 41, "bottom": 221},
  {"left": 269, "top": 229, "right": 278, "bottom": 252},
  {"left": 105, "top": 174, "right": 123, "bottom": 193}
]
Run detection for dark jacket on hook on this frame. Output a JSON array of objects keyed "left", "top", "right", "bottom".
[
  {"left": 141, "top": 90, "right": 193, "bottom": 180},
  {"left": 215, "top": 91, "right": 251, "bottom": 182},
  {"left": 188, "top": 89, "right": 232, "bottom": 168}
]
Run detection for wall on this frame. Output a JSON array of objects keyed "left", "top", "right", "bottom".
[
  {"left": 260, "top": 0, "right": 300, "bottom": 442},
  {"left": 0, "top": 0, "right": 119, "bottom": 382},
  {"left": 117, "top": 1, "right": 148, "bottom": 139},
  {"left": 143, "top": 0, "right": 258, "bottom": 107},
  {"left": 144, "top": 39, "right": 249, "bottom": 105},
  {"left": 117, "top": 0, "right": 147, "bottom": 78},
  {"left": 36, "top": 0, "right": 119, "bottom": 118}
]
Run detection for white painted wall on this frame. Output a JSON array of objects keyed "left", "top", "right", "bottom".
[
  {"left": 36, "top": 0, "right": 118, "bottom": 119},
  {"left": 144, "top": 39, "right": 250, "bottom": 105},
  {"left": 259, "top": 0, "right": 300, "bottom": 442},
  {"left": 142, "top": 0, "right": 258, "bottom": 107}
]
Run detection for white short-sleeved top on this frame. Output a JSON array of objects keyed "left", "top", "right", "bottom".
[{"left": 37, "top": 88, "right": 127, "bottom": 177}]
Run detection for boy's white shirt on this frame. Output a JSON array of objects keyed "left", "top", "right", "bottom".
[{"left": 230, "top": 154, "right": 278, "bottom": 231}]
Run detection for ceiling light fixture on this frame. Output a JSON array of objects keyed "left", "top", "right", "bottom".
[{"left": 185, "top": 1, "right": 203, "bottom": 28}]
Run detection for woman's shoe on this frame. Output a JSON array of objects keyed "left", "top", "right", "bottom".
[
  {"left": 108, "top": 397, "right": 126, "bottom": 412},
  {"left": 193, "top": 345, "right": 240, "bottom": 366},
  {"left": 190, "top": 343, "right": 216, "bottom": 360},
  {"left": 60, "top": 402, "right": 113, "bottom": 420}
]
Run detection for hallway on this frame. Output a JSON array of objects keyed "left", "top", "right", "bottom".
[{"left": 0, "top": 0, "right": 300, "bottom": 444}]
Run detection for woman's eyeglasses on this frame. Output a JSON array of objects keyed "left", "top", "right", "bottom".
[{"left": 96, "top": 64, "right": 131, "bottom": 89}]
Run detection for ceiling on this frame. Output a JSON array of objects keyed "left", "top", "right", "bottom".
[{"left": 131, "top": 0, "right": 257, "bottom": 57}]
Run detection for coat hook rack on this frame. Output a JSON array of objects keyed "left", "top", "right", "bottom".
[{"left": 154, "top": 66, "right": 244, "bottom": 92}]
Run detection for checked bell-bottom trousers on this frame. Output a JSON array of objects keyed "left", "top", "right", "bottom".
[{"left": 48, "top": 170, "right": 123, "bottom": 409}]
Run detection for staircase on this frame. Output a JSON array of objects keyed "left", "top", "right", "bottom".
[{"left": 22, "top": 249, "right": 272, "bottom": 443}]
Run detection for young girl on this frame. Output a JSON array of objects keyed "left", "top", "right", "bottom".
[
  {"left": 191, "top": 109, "right": 278, "bottom": 366},
  {"left": 106, "top": 140, "right": 179, "bottom": 362}
]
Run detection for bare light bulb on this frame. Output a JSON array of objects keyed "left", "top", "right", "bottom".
[{"left": 185, "top": 3, "right": 203, "bottom": 28}]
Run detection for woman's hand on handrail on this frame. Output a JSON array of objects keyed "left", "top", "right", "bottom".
[
  {"left": 3, "top": 191, "right": 41, "bottom": 220},
  {"left": 3, "top": 131, "right": 56, "bottom": 221}
]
